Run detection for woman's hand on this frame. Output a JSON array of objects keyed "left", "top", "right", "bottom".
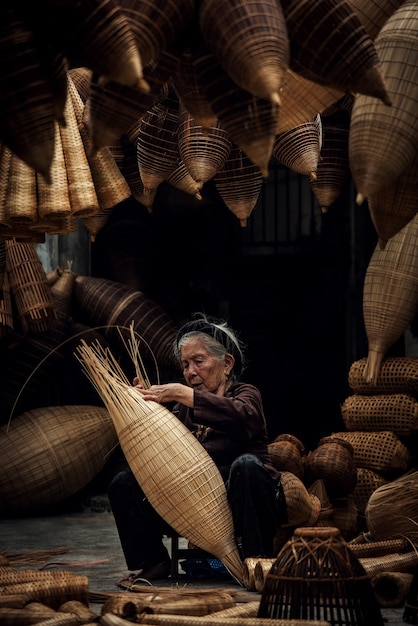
[{"left": 133, "top": 382, "right": 195, "bottom": 407}]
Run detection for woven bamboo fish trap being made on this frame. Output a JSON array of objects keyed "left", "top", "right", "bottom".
[
  {"left": 365, "top": 469, "right": 418, "bottom": 545},
  {"left": 348, "top": 0, "right": 405, "bottom": 40},
  {"left": 281, "top": 0, "right": 391, "bottom": 105},
  {"left": 177, "top": 105, "right": 232, "bottom": 185},
  {"left": 367, "top": 152, "right": 418, "bottom": 249},
  {"left": 272, "top": 115, "right": 322, "bottom": 178},
  {"left": 258, "top": 526, "right": 385, "bottom": 625},
  {"left": 348, "top": 356, "right": 418, "bottom": 395},
  {"left": 0, "top": 404, "right": 117, "bottom": 515},
  {"left": 341, "top": 393, "right": 418, "bottom": 437},
  {"left": 214, "top": 146, "right": 263, "bottom": 227},
  {"left": 362, "top": 211, "right": 418, "bottom": 384},
  {"left": 76, "top": 339, "right": 244, "bottom": 583},
  {"left": 349, "top": 0, "right": 418, "bottom": 200},
  {"left": 199, "top": 0, "right": 289, "bottom": 104}
]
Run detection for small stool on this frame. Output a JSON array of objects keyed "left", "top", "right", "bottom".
[{"left": 168, "top": 534, "right": 212, "bottom": 579}]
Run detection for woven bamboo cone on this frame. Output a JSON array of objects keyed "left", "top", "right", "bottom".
[
  {"left": 76, "top": 339, "right": 244, "bottom": 583},
  {"left": 272, "top": 115, "right": 321, "bottom": 178},
  {"left": 349, "top": 0, "right": 418, "bottom": 200},
  {"left": 174, "top": 48, "right": 218, "bottom": 130},
  {"left": 165, "top": 161, "right": 203, "bottom": 200},
  {"left": 242, "top": 558, "right": 259, "bottom": 591},
  {"left": 348, "top": 0, "right": 405, "bottom": 40},
  {"left": 254, "top": 559, "right": 275, "bottom": 593},
  {"left": 362, "top": 212, "right": 418, "bottom": 384},
  {"left": 199, "top": 0, "right": 289, "bottom": 103},
  {"left": 4, "top": 152, "right": 37, "bottom": 226}
]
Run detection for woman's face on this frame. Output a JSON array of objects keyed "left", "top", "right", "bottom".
[{"left": 180, "top": 336, "right": 234, "bottom": 396}]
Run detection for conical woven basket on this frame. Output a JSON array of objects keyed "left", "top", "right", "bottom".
[
  {"left": 0, "top": 405, "right": 117, "bottom": 515},
  {"left": 174, "top": 48, "right": 218, "bottom": 130},
  {"left": 348, "top": 0, "right": 404, "bottom": 40},
  {"left": 272, "top": 115, "right": 321, "bottom": 178},
  {"left": 199, "top": 0, "right": 289, "bottom": 103},
  {"left": 165, "top": 160, "right": 203, "bottom": 199},
  {"left": 349, "top": 0, "right": 418, "bottom": 199},
  {"left": 76, "top": 340, "right": 244, "bottom": 583},
  {"left": 362, "top": 212, "right": 418, "bottom": 383}
]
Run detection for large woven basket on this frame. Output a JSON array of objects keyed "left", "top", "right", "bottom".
[
  {"left": 365, "top": 469, "right": 418, "bottom": 545},
  {"left": 348, "top": 0, "right": 405, "bottom": 40},
  {"left": 349, "top": 0, "right": 418, "bottom": 199},
  {"left": 0, "top": 570, "right": 89, "bottom": 610},
  {"left": 258, "top": 526, "right": 385, "bottom": 625},
  {"left": 351, "top": 467, "right": 388, "bottom": 515},
  {"left": 341, "top": 393, "right": 418, "bottom": 437},
  {"left": 0, "top": 404, "right": 117, "bottom": 515},
  {"left": 268, "top": 434, "right": 305, "bottom": 479},
  {"left": 348, "top": 356, "right": 418, "bottom": 396},
  {"left": 77, "top": 342, "right": 244, "bottom": 583},
  {"left": 272, "top": 115, "right": 321, "bottom": 178},
  {"left": 304, "top": 435, "right": 357, "bottom": 498}
]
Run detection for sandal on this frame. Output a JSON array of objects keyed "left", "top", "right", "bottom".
[{"left": 117, "top": 560, "right": 171, "bottom": 589}]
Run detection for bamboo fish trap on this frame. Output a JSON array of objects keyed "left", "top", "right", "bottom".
[{"left": 75, "top": 337, "right": 244, "bottom": 583}]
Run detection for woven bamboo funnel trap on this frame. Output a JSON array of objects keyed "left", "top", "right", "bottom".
[{"left": 75, "top": 329, "right": 243, "bottom": 584}]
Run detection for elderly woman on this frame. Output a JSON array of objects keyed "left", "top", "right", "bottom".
[{"left": 108, "top": 313, "right": 287, "bottom": 587}]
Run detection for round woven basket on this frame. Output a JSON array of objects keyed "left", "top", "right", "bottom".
[
  {"left": 268, "top": 434, "right": 305, "bottom": 479},
  {"left": 279, "top": 471, "right": 321, "bottom": 527},
  {"left": 304, "top": 435, "right": 357, "bottom": 498},
  {"left": 258, "top": 526, "right": 385, "bottom": 625}
]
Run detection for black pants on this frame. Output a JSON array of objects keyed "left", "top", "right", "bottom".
[{"left": 108, "top": 453, "right": 287, "bottom": 570}]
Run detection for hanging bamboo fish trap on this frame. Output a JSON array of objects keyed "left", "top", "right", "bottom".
[
  {"left": 349, "top": 0, "right": 418, "bottom": 201},
  {"left": 73, "top": 275, "right": 180, "bottom": 372},
  {"left": 281, "top": 0, "right": 391, "bottom": 105},
  {"left": 362, "top": 212, "right": 418, "bottom": 384},
  {"left": 199, "top": 0, "right": 289, "bottom": 104},
  {"left": 68, "top": 67, "right": 92, "bottom": 104},
  {"left": 348, "top": 0, "right": 405, "bottom": 40},
  {"left": 178, "top": 105, "right": 232, "bottom": 185},
  {"left": 214, "top": 146, "right": 263, "bottom": 227},
  {"left": 258, "top": 526, "right": 385, "bottom": 625},
  {"left": 174, "top": 48, "right": 218, "bottom": 130},
  {"left": 271, "top": 115, "right": 322, "bottom": 178},
  {"left": 0, "top": 404, "right": 117, "bottom": 515},
  {"left": 367, "top": 153, "right": 418, "bottom": 249},
  {"left": 4, "top": 150, "right": 38, "bottom": 227},
  {"left": 191, "top": 45, "right": 279, "bottom": 177},
  {"left": 309, "top": 109, "right": 352, "bottom": 213},
  {"left": 165, "top": 160, "right": 203, "bottom": 200},
  {"left": 75, "top": 337, "right": 244, "bottom": 583}
]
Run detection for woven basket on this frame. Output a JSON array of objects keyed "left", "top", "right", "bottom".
[
  {"left": 281, "top": 0, "right": 390, "bottom": 104},
  {"left": 191, "top": 45, "right": 279, "bottom": 177},
  {"left": 165, "top": 160, "right": 203, "bottom": 199},
  {"left": 103, "top": 615, "right": 330, "bottom": 626},
  {"left": 348, "top": 356, "right": 418, "bottom": 395},
  {"left": 304, "top": 435, "right": 357, "bottom": 498},
  {"left": 268, "top": 434, "right": 305, "bottom": 479},
  {"left": 365, "top": 469, "right": 418, "bottom": 544},
  {"left": 362, "top": 212, "right": 418, "bottom": 384},
  {"left": 0, "top": 570, "right": 89, "bottom": 610},
  {"left": 330, "top": 496, "right": 358, "bottom": 541},
  {"left": 351, "top": 467, "right": 388, "bottom": 515},
  {"left": 276, "top": 70, "right": 343, "bottom": 134},
  {"left": 348, "top": 0, "right": 405, "bottom": 40},
  {"left": 360, "top": 551, "right": 418, "bottom": 577},
  {"left": 371, "top": 571, "right": 413, "bottom": 608},
  {"left": 178, "top": 106, "right": 231, "bottom": 185},
  {"left": 258, "top": 526, "right": 385, "bottom": 625},
  {"left": 279, "top": 471, "right": 321, "bottom": 527},
  {"left": 199, "top": 0, "right": 289, "bottom": 103},
  {"left": 309, "top": 108, "right": 352, "bottom": 213},
  {"left": 334, "top": 431, "right": 410, "bottom": 476},
  {"left": 349, "top": 0, "right": 418, "bottom": 199},
  {"left": 174, "top": 48, "right": 218, "bottom": 130},
  {"left": 4, "top": 148, "right": 37, "bottom": 226},
  {"left": 0, "top": 405, "right": 117, "bottom": 515},
  {"left": 272, "top": 115, "right": 321, "bottom": 178},
  {"left": 68, "top": 67, "right": 92, "bottom": 104},
  {"left": 368, "top": 153, "right": 418, "bottom": 247},
  {"left": 76, "top": 341, "right": 244, "bottom": 583},
  {"left": 73, "top": 275, "right": 179, "bottom": 372},
  {"left": 349, "top": 537, "right": 410, "bottom": 559},
  {"left": 254, "top": 559, "right": 275, "bottom": 593},
  {"left": 341, "top": 393, "right": 418, "bottom": 436},
  {"left": 214, "top": 146, "right": 263, "bottom": 227}
]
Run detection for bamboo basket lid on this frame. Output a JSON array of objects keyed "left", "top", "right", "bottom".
[
  {"left": 367, "top": 153, "right": 418, "bottom": 248},
  {"left": 178, "top": 105, "right": 232, "bottom": 185},
  {"left": 136, "top": 91, "right": 181, "bottom": 194},
  {"left": 271, "top": 115, "right": 321, "bottom": 178},
  {"left": 365, "top": 470, "right": 418, "bottom": 546},
  {"left": 362, "top": 212, "right": 418, "bottom": 383},
  {"left": 276, "top": 70, "right": 343, "bottom": 133},
  {"left": 73, "top": 275, "right": 180, "bottom": 372},
  {"left": 348, "top": 0, "right": 405, "bottom": 40},
  {"left": 199, "top": 0, "right": 289, "bottom": 104},
  {"left": 0, "top": 6, "right": 56, "bottom": 181},
  {"left": 120, "top": 0, "right": 194, "bottom": 68},
  {"left": 192, "top": 47, "right": 278, "bottom": 177},
  {"left": 282, "top": 0, "right": 391, "bottom": 105},
  {"left": 174, "top": 48, "right": 218, "bottom": 130},
  {"left": 0, "top": 404, "right": 117, "bottom": 515},
  {"left": 309, "top": 109, "right": 352, "bottom": 213},
  {"left": 214, "top": 146, "right": 263, "bottom": 227},
  {"left": 76, "top": 339, "right": 244, "bottom": 583},
  {"left": 349, "top": 0, "right": 418, "bottom": 200}
]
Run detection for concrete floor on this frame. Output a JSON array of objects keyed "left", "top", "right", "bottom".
[{"left": 0, "top": 500, "right": 408, "bottom": 624}]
